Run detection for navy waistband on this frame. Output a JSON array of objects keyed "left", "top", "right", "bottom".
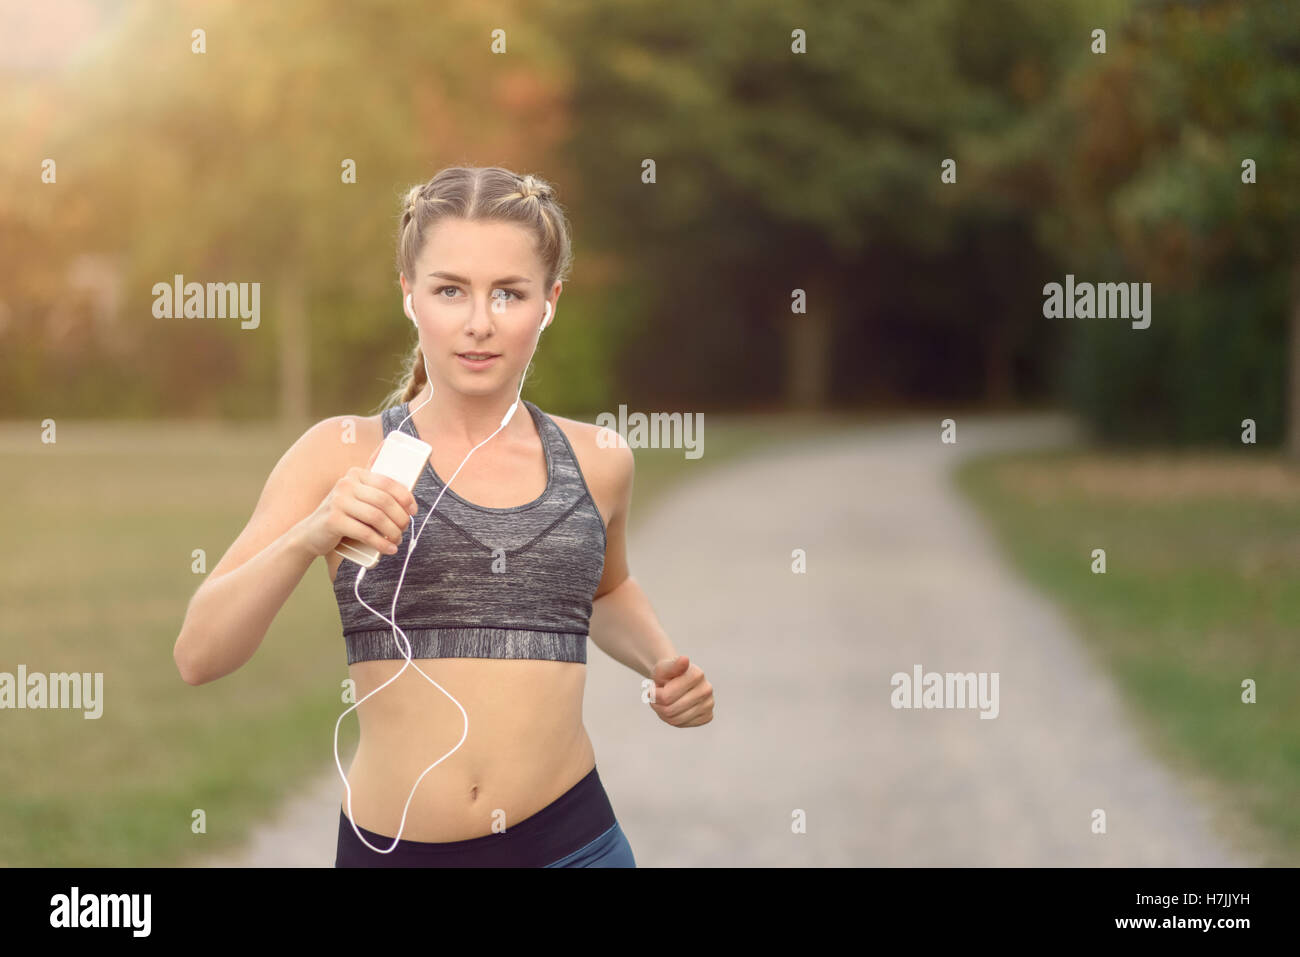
[{"left": 336, "top": 764, "right": 614, "bottom": 867}]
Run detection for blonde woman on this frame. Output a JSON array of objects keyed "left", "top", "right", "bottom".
[{"left": 173, "top": 166, "right": 714, "bottom": 867}]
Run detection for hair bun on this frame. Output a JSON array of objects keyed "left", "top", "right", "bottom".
[{"left": 519, "top": 175, "right": 551, "bottom": 202}]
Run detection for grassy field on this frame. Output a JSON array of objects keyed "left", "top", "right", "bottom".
[
  {"left": 952, "top": 447, "right": 1300, "bottom": 866},
  {"left": 0, "top": 408, "right": 867, "bottom": 866}
]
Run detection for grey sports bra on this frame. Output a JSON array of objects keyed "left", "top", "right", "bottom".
[{"left": 331, "top": 399, "right": 608, "bottom": 665}]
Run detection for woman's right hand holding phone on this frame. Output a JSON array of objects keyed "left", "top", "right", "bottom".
[{"left": 295, "top": 443, "right": 419, "bottom": 559}]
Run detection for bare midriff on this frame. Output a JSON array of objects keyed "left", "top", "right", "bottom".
[{"left": 338, "top": 655, "right": 595, "bottom": 843}]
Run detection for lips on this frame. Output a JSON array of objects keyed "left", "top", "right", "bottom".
[{"left": 456, "top": 352, "right": 501, "bottom": 370}]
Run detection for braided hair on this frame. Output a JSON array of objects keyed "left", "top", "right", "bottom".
[{"left": 380, "top": 167, "right": 572, "bottom": 411}]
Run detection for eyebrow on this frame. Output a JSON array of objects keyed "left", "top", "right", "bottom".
[{"left": 426, "top": 271, "right": 533, "bottom": 284}]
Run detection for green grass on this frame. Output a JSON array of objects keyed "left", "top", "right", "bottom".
[
  {"left": 952, "top": 447, "right": 1300, "bottom": 865},
  {"left": 0, "top": 409, "right": 866, "bottom": 866}
]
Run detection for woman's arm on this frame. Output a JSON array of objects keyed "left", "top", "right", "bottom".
[
  {"left": 586, "top": 438, "right": 678, "bottom": 680},
  {"left": 589, "top": 575, "right": 678, "bottom": 681},
  {"left": 172, "top": 417, "right": 352, "bottom": 685}
]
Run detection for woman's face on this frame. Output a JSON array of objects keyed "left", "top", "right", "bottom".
[{"left": 400, "top": 217, "right": 559, "bottom": 398}]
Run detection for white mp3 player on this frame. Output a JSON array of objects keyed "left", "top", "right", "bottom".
[{"left": 333, "top": 430, "right": 432, "bottom": 569}]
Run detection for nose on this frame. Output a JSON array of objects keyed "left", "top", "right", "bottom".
[{"left": 465, "top": 294, "right": 503, "bottom": 336}]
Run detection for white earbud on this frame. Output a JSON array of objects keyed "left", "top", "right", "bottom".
[
  {"left": 540, "top": 300, "right": 552, "bottom": 331},
  {"left": 405, "top": 293, "right": 417, "bottom": 325}
]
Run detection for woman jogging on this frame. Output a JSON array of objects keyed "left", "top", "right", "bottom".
[{"left": 172, "top": 165, "right": 714, "bottom": 867}]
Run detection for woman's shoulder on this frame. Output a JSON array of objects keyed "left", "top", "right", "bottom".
[
  {"left": 541, "top": 410, "right": 634, "bottom": 517},
  {"left": 201, "top": 411, "right": 387, "bottom": 586},
  {"left": 290, "top": 411, "right": 387, "bottom": 475},
  {"left": 543, "top": 410, "right": 632, "bottom": 463}
]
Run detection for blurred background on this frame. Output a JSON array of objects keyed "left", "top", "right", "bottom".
[{"left": 0, "top": 0, "right": 1296, "bottom": 867}]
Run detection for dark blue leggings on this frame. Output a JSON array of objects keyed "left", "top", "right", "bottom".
[
  {"left": 542, "top": 820, "right": 636, "bottom": 867},
  {"left": 335, "top": 763, "right": 636, "bottom": 867}
]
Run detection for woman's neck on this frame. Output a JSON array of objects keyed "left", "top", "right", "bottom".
[{"left": 408, "top": 381, "right": 527, "bottom": 447}]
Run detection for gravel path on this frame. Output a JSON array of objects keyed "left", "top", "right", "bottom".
[{"left": 198, "top": 411, "right": 1256, "bottom": 867}]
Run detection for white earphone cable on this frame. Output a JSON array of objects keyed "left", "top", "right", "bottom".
[{"left": 332, "top": 296, "right": 548, "bottom": 854}]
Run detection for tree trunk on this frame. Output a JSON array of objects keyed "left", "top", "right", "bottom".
[
  {"left": 277, "top": 263, "right": 309, "bottom": 428},
  {"left": 1289, "top": 258, "right": 1300, "bottom": 461},
  {"left": 783, "top": 278, "right": 832, "bottom": 410},
  {"left": 985, "top": 315, "right": 1013, "bottom": 407}
]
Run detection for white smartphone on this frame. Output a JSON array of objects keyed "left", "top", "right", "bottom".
[{"left": 333, "top": 430, "right": 432, "bottom": 569}]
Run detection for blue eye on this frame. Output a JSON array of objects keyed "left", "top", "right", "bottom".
[{"left": 433, "top": 286, "right": 522, "bottom": 301}]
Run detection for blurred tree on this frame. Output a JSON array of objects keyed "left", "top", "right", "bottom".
[
  {"left": 1047, "top": 0, "right": 1300, "bottom": 454},
  {"left": 547, "top": 0, "right": 1102, "bottom": 409},
  {"left": 1, "top": 0, "right": 579, "bottom": 422}
]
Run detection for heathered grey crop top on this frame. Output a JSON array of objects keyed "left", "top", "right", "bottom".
[{"left": 332, "top": 399, "right": 608, "bottom": 665}]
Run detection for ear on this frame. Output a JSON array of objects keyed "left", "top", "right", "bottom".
[
  {"left": 542, "top": 281, "right": 561, "bottom": 330},
  {"left": 399, "top": 275, "right": 417, "bottom": 323}
]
